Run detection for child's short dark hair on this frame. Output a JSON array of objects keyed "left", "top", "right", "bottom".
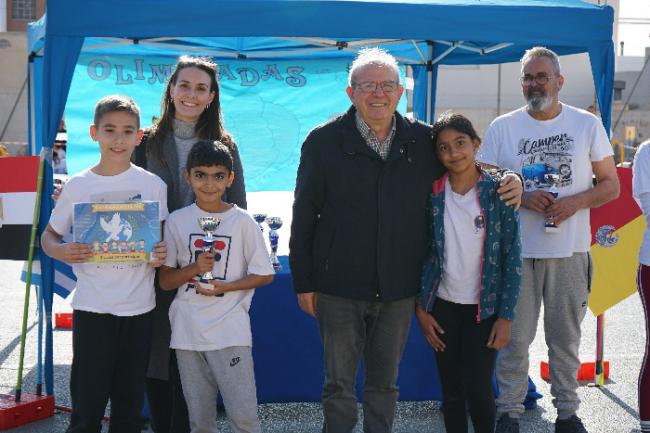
[
  {"left": 431, "top": 111, "right": 480, "bottom": 147},
  {"left": 186, "top": 140, "right": 233, "bottom": 172},
  {"left": 93, "top": 95, "right": 141, "bottom": 128}
]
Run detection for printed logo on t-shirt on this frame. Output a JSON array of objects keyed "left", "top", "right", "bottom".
[
  {"left": 517, "top": 133, "right": 574, "bottom": 191},
  {"left": 186, "top": 233, "right": 232, "bottom": 286},
  {"left": 473, "top": 215, "right": 485, "bottom": 234}
]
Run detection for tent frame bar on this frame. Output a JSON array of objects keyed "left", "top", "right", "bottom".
[{"left": 78, "top": 36, "right": 513, "bottom": 66}]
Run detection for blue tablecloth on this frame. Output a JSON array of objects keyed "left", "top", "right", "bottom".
[
  {"left": 251, "top": 256, "right": 441, "bottom": 403},
  {"left": 250, "top": 256, "right": 542, "bottom": 406}
]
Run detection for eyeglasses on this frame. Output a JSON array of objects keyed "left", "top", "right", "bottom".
[
  {"left": 352, "top": 80, "right": 400, "bottom": 93},
  {"left": 520, "top": 74, "right": 555, "bottom": 86}
]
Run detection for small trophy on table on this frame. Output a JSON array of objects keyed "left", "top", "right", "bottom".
[
  {"left": 253, "top": 213, "right": 267, "bottom": 233},
  {"left": 544, "top": 173, "right": 560, "bottom": 233},
  {"left": 265, "top": 216, "right": 283, "bottom": 271},
  {"left": 197, "top": 216, "right": 221, "bottom": 290}
]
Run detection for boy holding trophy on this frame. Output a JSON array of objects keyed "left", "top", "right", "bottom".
[{"left": 159, "top": 139, "right": 274, "bottom": 433}]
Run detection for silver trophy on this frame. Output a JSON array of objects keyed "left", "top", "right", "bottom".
[
  {"left": 197, "top": 216, "right": 221, "bottom": 288},
  {"left": 253, "top": 213, "right": 267, "bottom": 233},
  {"left": 544, "top": 173, "right": 560, "bottom": 233},
  {"left": 266, "top": 216, "right": 283, "bottom": 271}
]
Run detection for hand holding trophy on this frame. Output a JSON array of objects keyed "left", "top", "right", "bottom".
[
  {"left": 197, "top": 216, "right": 221, "bottom": 291},
  {"left": 544, "top": 173, "right": 560, "bottom": 233}
]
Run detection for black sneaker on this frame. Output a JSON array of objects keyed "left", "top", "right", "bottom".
[
  {"left": 555, "top": 415, "right": 588, "bottom": 433},
  {"left": 495, "top": 413, "right": 520, "bottom": 433}
]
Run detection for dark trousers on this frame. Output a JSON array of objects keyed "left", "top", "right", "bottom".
[
  {"left": 432, "top": 298, "right": 497, "bottom": 433},
  {"left": 638, "top": 264, "right": 650, "bottom": 430},
  {"left": 66, "top": 309, "right": 153, "bottom": 433},
  {"left": 317, "top": 293, "right": 413, "bottom": 433},
  {"left": 145, "top": 350, "right": 190, "bottom": 433}
]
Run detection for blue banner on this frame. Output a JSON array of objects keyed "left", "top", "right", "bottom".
[{"left": 66, "top": 55, "right": 406, "bottom": 191}]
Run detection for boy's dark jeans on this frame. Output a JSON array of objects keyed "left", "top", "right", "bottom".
[
  {"left": 432, "top": 298, "right": 497, "bottom": 433},
  {"left": 316, "top": 293, "right": 413, "bottom": 433},
  {"left": 66, "top": 309, "right": 152, "bottom": 433}
]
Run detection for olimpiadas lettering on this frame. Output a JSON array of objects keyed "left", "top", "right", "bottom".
[{"left": 87, "top": 59, "right": 307, "bottom": 88}]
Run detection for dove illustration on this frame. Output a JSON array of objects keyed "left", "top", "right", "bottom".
[{"left": 100, "top": 212, "right": 122, "bottom": 242}]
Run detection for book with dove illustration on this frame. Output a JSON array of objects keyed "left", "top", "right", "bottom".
[{"left": 73, "top": 201, "right": 160, "bottom": 263}]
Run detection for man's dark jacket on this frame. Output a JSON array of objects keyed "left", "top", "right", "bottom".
[{"left": 289, "top": 106, "right": 444, "bottom": 302}]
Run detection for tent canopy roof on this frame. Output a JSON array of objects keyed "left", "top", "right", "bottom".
[
  {"left": 31, "top": 0, "right": 613, "bottom": 65},
  {"left": 26, "top": 0, "right": 616, "bottom": 155}
]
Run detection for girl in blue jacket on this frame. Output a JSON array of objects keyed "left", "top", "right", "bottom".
[{"left": 416, "top": 112, "right": 522, "bottom": 433}]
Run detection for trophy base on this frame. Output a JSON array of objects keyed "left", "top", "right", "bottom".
[
  {"left": 544, "top": 225, "right": 560, "bottom": 233},
  {"left": 197, "top": 280, "right": 225, "bottom": 297},
  {"left": 198, "top": 281, "right": 213, "bottom": 290}
]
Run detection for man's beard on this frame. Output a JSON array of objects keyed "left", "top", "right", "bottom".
[{"left": 525, "top": 87, "right": 553, "bottom": 112}]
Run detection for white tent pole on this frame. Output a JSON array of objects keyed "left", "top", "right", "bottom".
[
  {"left": 79, "top": 35, "right": 429, "bottom": 65},
  {"left": 81, "top": 38, "right": 132, "bottom": 51},
  {"left": 138, "top": 41, "right": 243, "bottom": 57},
  {"left": 432, "top": 42, "right": 461, "bottom": 65},
  {"left": 411, "top": 40, "right": 427, "bottom": 64},
  {"left": 484, "top": 42, "right": 514, "bottom": 54},
  {"left": 275, "top": 37, "right": 426, "bottom": 64},
  {"left": 433, "top": 40, "right": 513, "bottom": 55}
]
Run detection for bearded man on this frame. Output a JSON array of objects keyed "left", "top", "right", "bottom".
[{"left": 478, "top": 47, "right": 620, "bottom": 433}]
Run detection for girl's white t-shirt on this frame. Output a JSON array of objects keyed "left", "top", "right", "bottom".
[{"left": 437, "top": 179, "right": 484, "bottom": 305}]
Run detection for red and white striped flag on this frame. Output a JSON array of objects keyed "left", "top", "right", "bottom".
[{"left": 0, "top": 156, "right": 40, "bottom": 260}]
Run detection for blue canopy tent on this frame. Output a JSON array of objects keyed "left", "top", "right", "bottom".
[{"left": 26, "top": 0, "right": 614, "bottom": 397}]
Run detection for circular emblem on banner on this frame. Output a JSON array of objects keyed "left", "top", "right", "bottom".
[{"left": 595, "top": 225, "right": 618, "bottom": 248}]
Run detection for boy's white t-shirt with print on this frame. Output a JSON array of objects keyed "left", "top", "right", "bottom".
[
  {"left": 164, "top": 204, "right": 274, "bottom": 351},
  {"left": 49, "top": 164, "right": 168, "bottom": 316},
  {"left": 478, "top": 103, "right": 613, "bottom": 258}
]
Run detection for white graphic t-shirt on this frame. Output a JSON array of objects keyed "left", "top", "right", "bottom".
[
  {"left": 478, "top": 103, "right": 613, "bottom": 258},
  {"left": 49, "top": 165, "right": 168, "bottom": 316},
  {"left": 164, "top": 204, "right": 275, "bottom": 351}
]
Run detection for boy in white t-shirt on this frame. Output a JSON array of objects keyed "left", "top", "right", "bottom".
[
  {"left": 41, "top": 95, "right": 168, "bottom": 433},
  {"left": 159, "top": 140, "right": 274, "bottom": 433}
]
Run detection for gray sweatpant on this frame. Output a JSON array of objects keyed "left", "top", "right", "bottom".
[
  {"left": 496, "top": 253, "right": 591, "bottom": 420},
  {"left": 176, "top": 346, "right": 261, "bottom": 433}
]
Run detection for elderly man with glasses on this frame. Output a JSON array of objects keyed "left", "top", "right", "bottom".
[
  {"left": 290, "top": 47, "right": 521, "bottom": 433},
  {"left": 478, "top": 46, "right": 620, "bottom": 433}
]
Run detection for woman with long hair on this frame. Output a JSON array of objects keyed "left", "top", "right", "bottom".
[{"left": 135, "top": 55, "right": 247, "bottom": 433}]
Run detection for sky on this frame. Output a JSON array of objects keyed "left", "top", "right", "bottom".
[{"left": 617, "top": 0, "right": 650, "bottom": 56}]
